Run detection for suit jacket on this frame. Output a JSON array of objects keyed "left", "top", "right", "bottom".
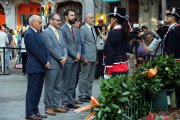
[
  {"left": 80, "top": 24, "right": 97, "bottom": 62},
  {"left": 24, "top": 27, "right": 50, "bottom": 73},
  {"left": 42, "top": 26, "right": 67, "bottom": 69},
  {"left": 60, "top": 23, "right": 81, "bottom": 63}
]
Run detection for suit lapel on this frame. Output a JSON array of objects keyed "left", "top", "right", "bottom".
[
  {"left": 64, "top": 23, "right": 75, "bottom": 40},
  {"left": 84, "top": 25, "right": 96, "bottom": 43},
  {"left": 48, "top": 27, "right": 61, "bottom": 46}
]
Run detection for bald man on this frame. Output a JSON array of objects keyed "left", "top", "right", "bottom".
[{"left": 24, "top": 15, "right": 50, "bottom": 120}]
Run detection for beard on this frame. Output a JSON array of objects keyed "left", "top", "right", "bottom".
[{"left": 69, "top": 19, "right": 75, "bottom": 25}]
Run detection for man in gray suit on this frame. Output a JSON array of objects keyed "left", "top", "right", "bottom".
[
  {"left": 60, "top": 9, "right": 81, "bottom": 109},
  {"left": 42, "top": 13, "right": 68, "bottom": 116},
  {"left": 78, "top": 13, "right": 97, "bottom": 102}
]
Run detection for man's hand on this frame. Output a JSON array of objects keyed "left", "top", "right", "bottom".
[
  {"left": 45, "top": 62, "right": 51, "bottom": 69},
  {"left": 82, "top": 57, "right": 88, "bottom": 65},
  {"left": 76, "top": 53, "right": 81, "bottom": 61},
  {"left": 60, "top": 57, "right": 66, "bottom": 65}
]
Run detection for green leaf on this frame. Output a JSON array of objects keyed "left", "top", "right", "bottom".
[
  {"left": 111, "top": 104, "right": 120, "bottom": 109},
  {"left": 118, "top": 109, "right": 122, "bottom": 114},
  {"left": 122, "top": 91, "right": 130, "bottom": 96},
  {"left": 97, "top": 110, "right": 102, "bottom": 119},
  {"left": 122, "top": 82, "right": 127, "bottom": 88}
]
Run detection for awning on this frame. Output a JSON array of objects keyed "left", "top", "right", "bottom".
[{"left": 102, "top": 0, "right": 121, "bottom": 2}]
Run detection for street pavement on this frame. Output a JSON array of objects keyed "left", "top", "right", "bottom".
[{"left": 0, "top": 72, "right": 100, "bottom": 120}]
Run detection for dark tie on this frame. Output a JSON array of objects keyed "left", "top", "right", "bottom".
[
  {"left": 71, "top": 26, "right": 75, "bottom": 38},
  {"left": 90, "top": 27, "right": 95, "bottom": 40}
]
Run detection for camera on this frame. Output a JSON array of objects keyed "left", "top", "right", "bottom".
[
  {"left": 94, "top": 25, "right": 102, "bottom": 35},
  {"left": 156, "top": 24, "right": 169, "bottom": 39}
]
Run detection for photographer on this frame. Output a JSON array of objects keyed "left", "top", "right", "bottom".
[{"left": 142, "top": 31, "right": 161, "bottom": 61}]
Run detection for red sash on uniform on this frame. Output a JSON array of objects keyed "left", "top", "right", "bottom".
[{"left": 104, "top": 61, "right": 129, "bottom": 75}]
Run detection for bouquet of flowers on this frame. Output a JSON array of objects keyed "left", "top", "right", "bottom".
[{"left": 146, "top": 112, "right": 175, "bottom": 120}]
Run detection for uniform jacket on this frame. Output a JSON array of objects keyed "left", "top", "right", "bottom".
[
  {"left": 104, "top": 29, "right": 128, "bottom": 65},
  {"left": 165, "top": 24, "right": 180, "bottom": 59}
]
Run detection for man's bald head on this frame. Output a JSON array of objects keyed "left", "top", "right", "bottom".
[{"left": 29, "top": 15, "right": 42, "bottom": 31}]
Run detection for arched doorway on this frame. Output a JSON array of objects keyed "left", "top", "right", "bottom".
[
  {"left": 17, "top": 2, "right": 41, "bottom": 29},
  {"left": 129, "top": 0, "right": 139, "bottom": 24},
  {"left": 57, "top": 1, "right": 82, "bottom": 21},
  {"left": 0, "top": 3, "right": 5, "bottom": 25}
]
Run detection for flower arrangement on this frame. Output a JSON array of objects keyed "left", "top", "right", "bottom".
[{"left": 146, "top": 112, "right": 175, "bottom": 120}]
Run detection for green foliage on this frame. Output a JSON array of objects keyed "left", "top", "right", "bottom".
[
  {"left": 95, "top": 75, "right": 138, "bottom": 120},
  {"left": 152, "top": 55, "right": 180, "bottom": 89},
  {"left": 95, "top": 55, "right": 180, "bottom": 119},
  {"left": 132, "top": 55, "right": 180, "bottom": 98}
]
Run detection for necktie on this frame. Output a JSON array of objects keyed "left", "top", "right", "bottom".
[
  {"left": 90, "top": 27, "right": 95, "bottom": 40},
  {"left": 71, "top": 26, "right": 75, "bottom": 38},
  {"left": 54, "top": 30, "right": 60, "bottom": 42}
]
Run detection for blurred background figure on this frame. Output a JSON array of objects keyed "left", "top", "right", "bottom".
[{"left": 95, "top": 24, "right": 107, "bottom": 79}]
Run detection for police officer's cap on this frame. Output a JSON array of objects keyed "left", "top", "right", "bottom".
[
  {"left": 108, "top": 7, "right": 128, "bottom": 20},
  {"left": 166, "top": 7, "right": 180, "bottom": 19}
]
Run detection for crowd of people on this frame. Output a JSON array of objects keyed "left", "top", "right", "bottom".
[{"left": 0, "top": 6, "right": 180, "bottom": 120}]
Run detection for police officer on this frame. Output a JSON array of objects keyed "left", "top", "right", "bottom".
[{"left": 164, "top": 7, "right": 180, "bottom": 59}]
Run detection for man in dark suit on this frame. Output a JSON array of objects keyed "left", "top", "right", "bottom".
[
  {"left": 60, "top": 9, "right": 81, "bottom": 109},
  {"left": 78, "top": 13, "right": 97, "bottom": 102},
  {"left": 42, "top": 13, "right": 68, "bottom": 115},
  {"left": 24, "top": 15, "right": 50, "bottom": 120}
]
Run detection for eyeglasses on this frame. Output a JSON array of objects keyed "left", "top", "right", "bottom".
[
  {"left": 35, "top": 21, "right": 42, "bottom": 24},
  {"left": 52, "top": 19, "right": 62, "bottom": 22}
]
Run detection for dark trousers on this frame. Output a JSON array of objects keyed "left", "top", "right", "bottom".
[
  {"left": 21, "top": 52, "right": 27, "bottom": 74},
  {"left": 95, "top": 50, "right": 104, "bottom": 78},
  {"left": 26, "top": 72, "right": 45, "bottom": 116}
]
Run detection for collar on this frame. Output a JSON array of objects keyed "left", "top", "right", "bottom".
[
  {"left": 113, "top": 25, "right": 122, "bottom": 29},
  {"left": 169, "top": 23, "right": 177, "bottom": 30},
  {"left": 30, "top": 27, "right": 37, "bottom": 33},
  {"left": 49, "top": 25, "right": 57, "bottom": 32},
  {"left": 85, "top": 23, "right": 93, "bottom": 30},
  {"left": 66, "top": 22, "right": 72, "bottom": 29}
]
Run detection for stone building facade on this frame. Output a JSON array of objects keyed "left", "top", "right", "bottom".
[{"left": 0, "top": 0, "right": 180, "bottom": 30}]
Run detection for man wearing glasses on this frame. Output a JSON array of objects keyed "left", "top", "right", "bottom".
[
  {"left": 25, "top": 15, "right": 51, "bottom": 120},
  {"left": 42, "top": 13, "right": 68, "bottom": 116}
]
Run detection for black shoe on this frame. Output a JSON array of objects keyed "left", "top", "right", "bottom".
[
  {"left": 86, "top": 96, "right": 91, "bottom": 100},
  {"left": 67, "top": 104, "right": 80, "bottom": 109}
]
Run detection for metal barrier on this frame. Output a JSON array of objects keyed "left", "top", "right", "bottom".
[
  {"left": 0, "top": 47, "right": 25, "bottom": 75},
  {"left": 122, "top": 97, "right": 151, "bottom": 120}
]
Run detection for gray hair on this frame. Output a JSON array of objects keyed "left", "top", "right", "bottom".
[
  {"left": 85, "top": 13, "right": 93, "bottom": 19},
  {"left": 29, "top": 15, "right": 40, "bottom": 24}
]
